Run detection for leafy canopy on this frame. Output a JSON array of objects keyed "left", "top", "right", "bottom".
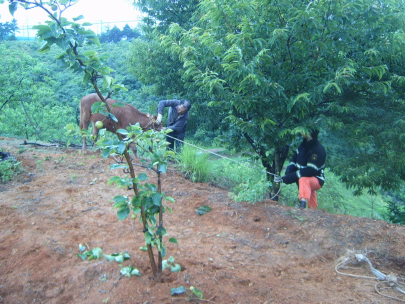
[{"left": 161, "top": 0, "right": 405, "bottom": 195}]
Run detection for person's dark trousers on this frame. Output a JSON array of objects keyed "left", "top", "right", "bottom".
[
  {"left": 166, "top": 135, "right": 184, "bottom": 152},
  {"left": 167, "top": 135, "right": 176, "bottom": 150}
]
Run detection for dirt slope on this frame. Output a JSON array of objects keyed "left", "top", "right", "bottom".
[{"left": 0, "top": 137, "right": 404, "bottom": 304}]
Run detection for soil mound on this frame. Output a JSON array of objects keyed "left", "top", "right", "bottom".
[{"left": 0, "top": 137, "right": 404, "bottom": 303}]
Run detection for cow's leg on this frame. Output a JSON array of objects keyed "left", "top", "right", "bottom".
[
  {"left": 129, "top": 142, "right": 138, "bottom": 158},
  {"left": 80, "top": 120, "right": 90, "bottom": 154}
]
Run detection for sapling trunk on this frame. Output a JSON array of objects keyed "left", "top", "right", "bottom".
[{"left": 157, "top": 170, "right": 163, "bottom": 272}]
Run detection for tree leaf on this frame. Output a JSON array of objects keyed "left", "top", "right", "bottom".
[
  {"left": 169, "top": 237, "right": 178, "bottom": 244},
  {"left": 170, "top": 286, "right": 187, "bottom": 296},
  {"left": 196, "top": 205, "right": 212, "bottom": 216},
  {"left": 117, "top": 207, "right": 130, "bottom": 221}
]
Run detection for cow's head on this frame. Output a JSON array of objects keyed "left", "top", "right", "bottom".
[
  {"left": 151, "top": 115, "right": 164, "bottom": 131},
  {"left": 145, "top": 113, "right": 164, "bottom": 131}
]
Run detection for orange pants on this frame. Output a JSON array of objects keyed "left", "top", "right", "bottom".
[{"left": 298, "top": 177, "right": 321, "bottom": 210}]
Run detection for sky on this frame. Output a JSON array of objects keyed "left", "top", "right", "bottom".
[{"left": 0, "top": 0, "right": 144, "bottom": 36}]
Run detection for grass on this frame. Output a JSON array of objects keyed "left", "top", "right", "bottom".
[{"left": 173, "top": 141, "right": 389, "bottom": 221}]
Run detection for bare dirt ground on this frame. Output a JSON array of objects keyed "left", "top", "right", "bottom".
[{"left": 1, "top": 137, "right": 405, "bottom": 304}]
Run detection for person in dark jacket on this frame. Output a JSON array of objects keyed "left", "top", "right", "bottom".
[
  {"left": 279, "top": 129, "right": 326, "bottom": 209},
  {"left": 156, "top": 99, "right": 191, "bottom": 151}
]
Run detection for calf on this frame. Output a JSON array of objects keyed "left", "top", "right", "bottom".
[{"left": 79, "top": 93, "right": 162, "bottom": 155}]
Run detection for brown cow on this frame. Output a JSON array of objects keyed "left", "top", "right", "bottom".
[{"left": 79, "top": 93, "right": 162, "bottom": 155}]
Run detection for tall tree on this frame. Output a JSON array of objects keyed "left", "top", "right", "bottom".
[
  {"left": 160, "top": 0, "right": 405, "bottom": 197},
  {"left": 0, "top": 19, "right": 19, "bottom": 40},
  {"left": 131, "top": 0, "right": 199, "bottom": 32}
]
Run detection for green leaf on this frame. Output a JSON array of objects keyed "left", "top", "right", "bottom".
[
  {"left": 8, "top": 2, "right": 17, "bottom": 16},
  {"left": 90, "top": 101, "right": 105, "bottom": 113},
  {"left": 38, "top": 43, "right": 51, "bottom": 53},
  {"left": 103, "top": 75, "right": 113, "bottom": 88},
  {"left": 117, "top": 207, "right": 130, "bottom": 221},
  {"left": 116, "top": 129, "right": 129, "bottom": 135},
  {"left": 120, "top": 265, "right": 141, "bottom": 277},
  {"left": 91, "top": 247, "right": 103, "bottom": 259},
  {"left": 170, "top": 286, "right": 187, "bottom": 296},
  {"left": 156, "top": 225, "right": 167, "bottom": 236},
  {"left": 76, "top": 253, "right": 87, "bottom": 261},
  {"left": 113, "top": 195, "right": 128, "bottom": 205},
  {"left": 108, "top": 176, "right": 122, "bottom": 185},
  {"left": 103, "top": 252, "right": 130, "bottom": 263},
  {"left": 152, "top": 193, "right": 162, "bottom": 206},
  {"left": 137, "top": 173, "right": 148, "bottom": 181},
  {"left": 169, "top": 237, "right": 178, "bottom": 244},
  {"left": 196, "top": 205, "right": 212, "bottom": 216},
  {"left": 164, "top": 196, "right": 175, "bottom": 203},
  {"left": 191, "top": 286, "right": 203, "bottom": 299},
  {"left": 73, "top": 15, "right": 84, "bottom": 21},
  {"left": 144, "top": 231, "right": 152, "bottom": 244}
]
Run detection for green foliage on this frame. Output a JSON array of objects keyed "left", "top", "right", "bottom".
[
  {"left": 170, "top": 285, "right": 204, "bottom": 300},
  {"left": 127, "top": 35, "right": 186, "bottom": 96},
  {"left": 99, "top": 124, "right": 176, "bottom": 268},
  {"left": 132, "top": 0, "right": 199, "bottom": 32},
  {"left": 385, "top": 201, "right": 405, "bottom": 225},
  {"left": 103, "top": 252, "right": 131, "bottom": 263},
  {"left": 76, "top": 247, "right": 103, "bottom": 261},
  {"left": 0, "top": 19, "right": 18, "bottom": 41},
  {"left": 210, "top": 157, "right": 268, "bottom": 201},
  {"left": 162, "top": 256, "right": 181, "bottom": 272},
  {"left": 195, "top": 205, "right": 212, "bottom": 216},
  {"left": 10, "top": 0, "right": 177, "bottom": 278},
  {"left": 175, "top": 144, "right": 212, "bottom": 183},
  {"left": 0, "top": 157, "right": 22, "bottom": 183},
  {"left": 120, "top": 265, "right": 141, "bottom": 277},
  {"left": 99, "top": 24, "right": 141, "bottom": 43},
  {"left": 159, "top": 0, "right": 405, "bottom": 197},
  {"left": 229, "top": 176, "right": 271, "bottom": 204}
]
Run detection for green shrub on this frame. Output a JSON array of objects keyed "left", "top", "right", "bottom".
[
  {"left": 176, "top": 145, "right": 211, "bottom": 183},
  {"left": 385, "top": 201, "right": 405, "bottom": 225},
  {"left": 0, "top": 156, "right": 22, "bottom": 183}
]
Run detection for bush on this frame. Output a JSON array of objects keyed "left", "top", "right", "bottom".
[
  {"left": 385, "top": 201, "right": 405, "bottom": 225},
  {"left": 0, "top": 151, "right": 22, "bottom": 183},
  {"left": 176, "top": 145, "right": 211, "bottom": 183}
]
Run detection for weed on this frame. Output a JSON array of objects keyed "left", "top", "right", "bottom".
[
  {"left": 0, "top": 154, "right": 22, "bottom": 183},
  {"left": 176, "top": 145, "right": 211, "bottom": 183},
  {"left": 36, "top": 160, "right": 42, "bottom": 171}
]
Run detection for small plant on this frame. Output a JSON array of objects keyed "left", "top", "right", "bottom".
[
  {"left": 0, "top": 151, "right": 22, "bottom": 183},
  {"left": 76, "top": 245, "right": 103, "bottom": 261},
  {"left": 229, "top": 176, "right": 271, "bottom": 203},
  {"left": 386, "top": 200, "right": 405, "bottom": 225},
  {"left": 120, "top": 265, "right": 141, "bottom": 277},
  {"left": 36, "top": 160, "right": 43, "bottom": 171},
  {"left": 162, "top": 256, "right": 181, "bottom": 272},
  {"left": 103, "top": 252, "right": 131, "bottom": 263},
  {"left": 170, "top": 285, "right": 204, "bottom": 300},
  {"left": 176, "top": 145, "right": 211, "bottom": 182},
  {"left": 12, "top": 0, "right": 177, "bottom": 278}
]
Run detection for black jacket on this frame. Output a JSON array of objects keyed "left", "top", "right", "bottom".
[
  {"left": 282, "top": 138, "right": 326, "bottom": 186},
  {"left": 157, "top": 100, "right": 189, "bottom": 139}
]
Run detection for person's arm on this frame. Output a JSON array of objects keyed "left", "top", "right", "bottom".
[
  {"left": 157, "top": 100, "right": 179, "bottom": 115},
  {"left": 167, "top": 112, "right": 189, "bottom": 133},
  {"left": 285, "top": 148, "right": 298, "bottom": 174},
  {"left": 157, "top": 100, "right": 180, "bottom": 124}
]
